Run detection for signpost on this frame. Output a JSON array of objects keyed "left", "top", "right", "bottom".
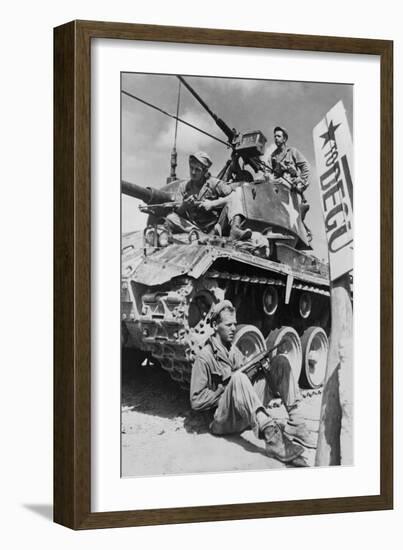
[{"left": 313, "top": 101, "right": 354, "bottom": 465}]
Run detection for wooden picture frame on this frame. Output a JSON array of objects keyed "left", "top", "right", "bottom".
[{"left": 54, "top": 20, "right": 393, "bottom": 529}]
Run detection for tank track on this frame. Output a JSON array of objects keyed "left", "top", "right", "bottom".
[
  {"left": 135, "top": 269, "right": 330, "bottom": 391},
  {"left": 137, "top": 277, "right": 215, "bottom": 390},
  {"left": 268, "top": 388, "right": 323, "bottom": 409}
]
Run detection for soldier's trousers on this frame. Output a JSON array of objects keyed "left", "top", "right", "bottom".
[
  {"left": 165, "top": 212, "right": 199, "bottom": 233},
  {"left": 210, "top": 354, "right": 301, "bottom": 436}
]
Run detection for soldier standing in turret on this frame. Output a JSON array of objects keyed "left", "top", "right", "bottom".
[
  {"left": 269, "top": 126, "right": 311, "bottom": 239},
  {"left": 270, "top": 126, "right": 310, "bottom": 192}
]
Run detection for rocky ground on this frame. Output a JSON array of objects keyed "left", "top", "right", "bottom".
[{"left": 121, "top": 351, "right": 323, "bottom": 477}]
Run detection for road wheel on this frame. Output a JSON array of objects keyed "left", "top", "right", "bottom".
[
  {"left": 233, "top": 324, "right": 267, "bottom": 361},
  {"left": 266, "top": 326, "right": 302, "bottom": 384},
  {"left": 262, "top": 286, "right": 279, "bottom": 316},
  {"left": 300, "top": 326, "right": 329, "bottom": 388}
]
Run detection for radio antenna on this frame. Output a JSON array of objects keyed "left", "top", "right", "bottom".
[{"left": 167, "top": 81, "right": 181, "bottom": 183}]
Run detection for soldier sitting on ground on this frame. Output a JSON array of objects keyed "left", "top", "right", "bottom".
[{"left": 190, "top": 300, "right": 316, "bottom": 466}]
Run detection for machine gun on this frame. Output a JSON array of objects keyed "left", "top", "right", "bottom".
[
  {"left": 177, "top": 76, "right": 267, "bottom": 181},
  {"left": 238, "top": 343, "right": 282, "bottom": 383},
  {"left": 121, "top": 77, "right": 313, "bottom": 248},
  {"left": 139, "top": 200, "right": 199, "bottom": 216},
  {"left": 139, "top": 199, "right": 209, "bottom": 218},
  {"left": 139, "top": 201, "right": 182, "bottom": 217}
]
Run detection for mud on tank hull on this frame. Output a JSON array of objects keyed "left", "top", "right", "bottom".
[{"left": 122, "top": 231, "right": 331, "bottom": 392}]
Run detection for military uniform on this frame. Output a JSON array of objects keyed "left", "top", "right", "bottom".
[
  {"left": 270, "top": 145, "right": 310, "bottom": 191},
  {"left": 171, "top": 176, "right": 233, "bottom": 233},
  {"left": 269, "top": 139, "right": 312, "bottom": 240},
  {"left": 190, "top": 335, "right": 302, "bottom": 437}
]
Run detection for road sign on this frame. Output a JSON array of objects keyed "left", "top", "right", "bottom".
[{"left": 313, "top": 101, "right": 353, "bottom": 281}]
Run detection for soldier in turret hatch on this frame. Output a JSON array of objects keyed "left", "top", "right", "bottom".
[
  {"left": 270, "top": 126, "right": 310, "bottom": 193},
  {"left": 216, "top": 127, "right": 311, "bottom": 242},
  {"left": 165, "top": 151, "right": 252, "bottom": 240},
  {"left": 269, "top": 126, "right": 312, "bottom": 239}
]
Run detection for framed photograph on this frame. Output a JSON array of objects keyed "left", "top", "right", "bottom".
[{"left": 54, "top": 20, "right": 393, "bottom": 529}]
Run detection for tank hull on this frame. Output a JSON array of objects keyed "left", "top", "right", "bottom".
[{"left": 122, "top": 231, "right": 330, "bottom": 390}]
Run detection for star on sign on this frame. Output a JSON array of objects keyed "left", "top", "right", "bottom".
[
  {"left": 281, "top": 193, "right": 299, "bottom": 230},
  {"left": 320, "top": 120, "right": 341, "bottom": 148}
]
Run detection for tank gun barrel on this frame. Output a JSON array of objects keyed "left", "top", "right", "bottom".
[
  {"left": 177, "top": 75, "right": 236, "bottom": 143},
  {"left": 122, "top": 180, "right": 174, "bottom": 204}
]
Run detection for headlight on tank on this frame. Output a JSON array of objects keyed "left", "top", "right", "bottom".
[{"left": 158, "top": 229, "right": 169, "bottom": 247}]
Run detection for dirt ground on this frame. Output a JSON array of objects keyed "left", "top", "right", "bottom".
[{"left": 121, "top": 351, "right": 323, "bottom": 477}]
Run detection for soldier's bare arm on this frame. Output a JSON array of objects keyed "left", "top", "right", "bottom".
[{"left": 199, "top": 195, "right": 231, "bottom": 211}]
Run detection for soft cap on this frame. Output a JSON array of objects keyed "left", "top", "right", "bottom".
[
  {"left": 273, "top": 126, "right": 289, "bottom": 140},
  {"left": 210, "top": 300, "right": 235, "bottom": 324},
  {"left": 189, "top": 151, "right": 212, "bottom": 168}
]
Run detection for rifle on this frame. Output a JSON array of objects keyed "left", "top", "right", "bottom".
[
  {"left": 238, "top": 343, "right": 282, "bottom": 383},
  {"left": 139, "top": 199, "right": 203, "bottom": 217}
]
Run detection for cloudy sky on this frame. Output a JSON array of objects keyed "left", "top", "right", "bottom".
[{"left": 121, "top": 72, "right": 353, "bottom": 259}]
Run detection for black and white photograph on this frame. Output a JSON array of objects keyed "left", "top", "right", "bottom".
[
  {"left": 120, "top": 72, "right": 354, "bottom": 477},
  {"left": 1, "top": 0, "right": 397, "bottom": 540}
]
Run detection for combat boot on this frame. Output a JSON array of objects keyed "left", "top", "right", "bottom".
[
  {"left": 284, "top": 402, "right": 317, "bottom": 449},
  {"left": 264, "top": 424, "right": 304, "bottom": 464},
  {"left": 230, "top": 215, "right": 252, "bottom": 241}
]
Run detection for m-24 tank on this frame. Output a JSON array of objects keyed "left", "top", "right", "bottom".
[{"left": 121, "top": 177, "right": 331, "bottom": 392}]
